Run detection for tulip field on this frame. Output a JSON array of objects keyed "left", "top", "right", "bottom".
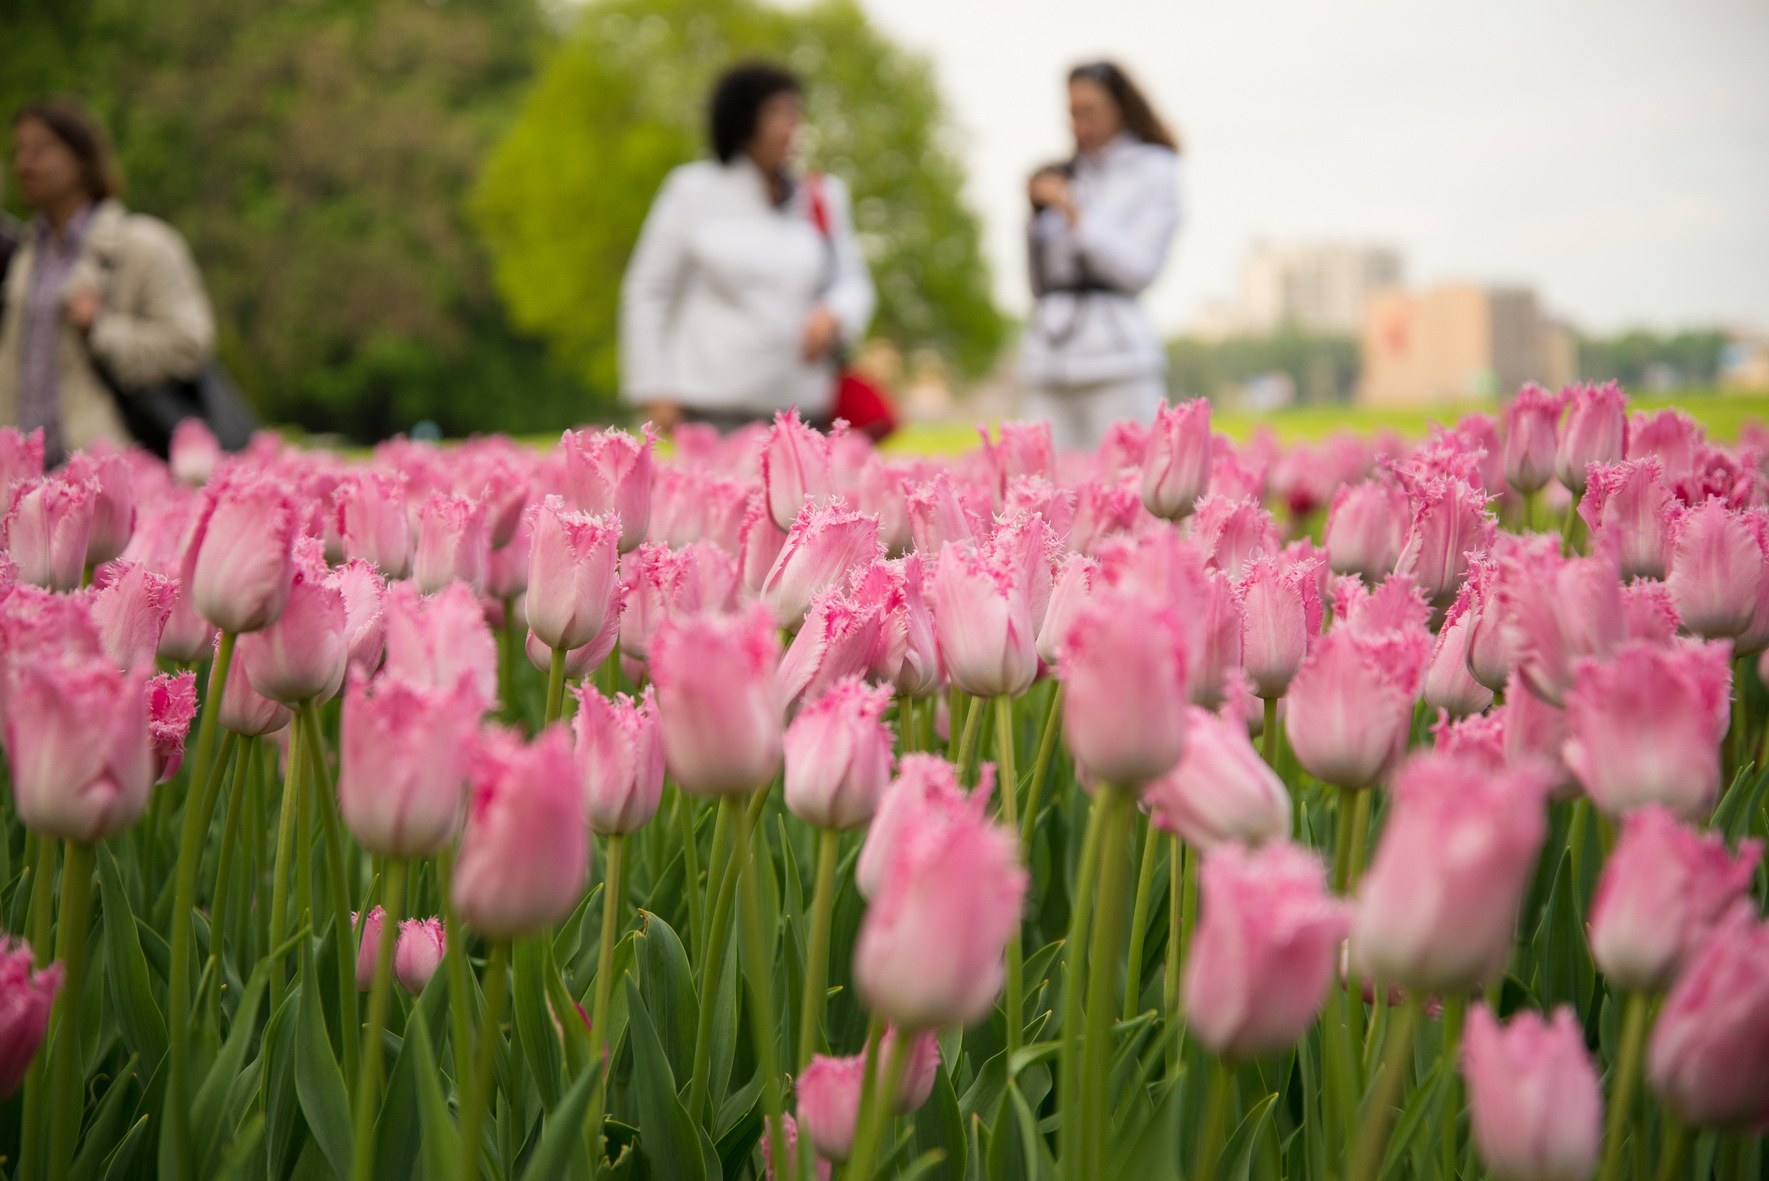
[{"left": 2, "top": 385, "right": 1768, "bottom": 1181}]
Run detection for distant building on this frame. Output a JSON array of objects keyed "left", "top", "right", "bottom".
[
  {"left": 1358, "top": 283, "right": 1577, "bottom": 406},
  {"left": 1720, "top": 334, "right": 1769, "bottom": 392},
  {"left": 1195, "top": 242, "right": 1404, "bottom": 338}
]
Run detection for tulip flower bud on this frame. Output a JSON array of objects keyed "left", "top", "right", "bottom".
[
  {"left": 1579, "top": 459, "right": 1678, "bottom": 582},
  {"left": 5, "top": 658, "right": 153, "bottom": 842},
  {"left": 147, "top": 670, "right": 198, "bottom": 785},
  {"left": 562, "top": 427, "right": 654, "bottom": 553},
  {"left": 239, "top": 537, "right": 349, "bottom": 705},
  {"left": 1035, "top": 554, "right": 1096, "bottom": 667},
  {"left": 652, "top": 606, "right": 784, "bottom": 796},
  {"left": 1354, "top": 752, "right": 1550, "bottom": 994},
  {"left": 184, "top": 471, "right": 299, "bottom": 634},
  {"left": 4, "top": 476, "right": 95, "bottom": 591},
  {"left": 857, "top": 456, "right": 911, "bottom": 554},
  {"left": 1563, "top": 640, "right": 1730, "bottom": 821},
  {"left": 778, "top": 590, "right": 884, "bottom": 714},
  {"left": 856, "top": 755, "right": 976, "bottom": 899},
  {"left": 1238, "top": 554, "right": 1322, "bottom": 700},
  {"left": 762, "top": 411, "right": 834, "bottom": 532},
  {"left": 796, "top": 1053, "right": 864, "bottom": 1162},
  {"left": 527, "top": 591, "right": 621, "bottom": 680},
  {"left": 574, "top": 685, "right": 664, "bottom": 835},
  {"left": 218, "top": 642, "right": 292, "bottom": 737},
  {"left": 339, "top": 672, "right": 481, "bottom": 859},
  {"left": 524, "top": 496, "right": 620, "bottom": 652},
  {"left": 1645, "top": 904, "right": 1769, "bottom": 1129},
  {"left": 1395, "top": 473, "right": 1495, "bottom": 610},
  {"left": 395, "top": 917, "right": 446, "bottom": 994},
  {"left": 784, "top": 677, "right": 893, "bottom": 830},
  {"left": 62, "top": 449, "right": 135, "bottom": 565},
  {"left": 353, "top": 907, "right": 386, "bottom": 991},
  {"left": 0, "top": 427, "right": 44, "bottom": 494},
  {"left": 89, "top": 560, "right": 176, "bottom": 670},
  {"left": 1184, "top": 841, "right": 1352, "bottom": 1059},
  {"left": 382, "top": 582, "right": 499, "bottom": 712},
  {"left": 1059, "top": 585, "right": 1190, "bottom": 790},
  {"left": 931, "top": 540, "right": 1038, "bottom": 700},
  {"left": 1192, "top": 495, "right": 1279, "bottom": 581},
  {"left": 1462, "top": 1005, "right": 1602, "bottom": 1181},
  {"left": 876, "top": 1027, "right": 943, "bottom": 1114},
  {"left": 761, "top": 1113, "right": 829, "bottom": 1181},
  {"left": 169, "top": 418, "right": 221, "bottom": 486},
  {"left": 335, "top": 470, "right": 412, "bottom": 579},
  {"left": 1139, "top": 398, "right": 1212, "bottom": 520},
  {"left": 1665, "top": 497, "right": 1764, "bottom": 640},
  {"left": 1501, "top": 384, "right": 1568, "bottom": 496},
  {"left": 413, "top": 492, "right": 488, "bottom": 595},
  {"left": 762, "top": 499, "right": 883, "bottom": 627},
  {"left": 1285, "top": 627, "right": 1427, "bottom": 790},
  {"left": 1323, "top": 478, "right": 1408, "bottom": 584},
  {"left": 452, "top": 726, "right": 590, "bottom": 938},
  {"left": 1555, "top": 381, "right": 1627, "bottom": 496},
  {"left": 0, "top": 940, "right": 62, "bottom": 1099},
  {"left": 1423, "top": 581, "right": 1493, "bottom": 718},
  {"left": 1146, "top": 705, "right": 1290, "bottom": 850},
  {"left": 905, "top": 473, "right": 979, "bottom": 556},
  {"left": 1588, "top": 806, "right": 1761, "bottom": 994}
]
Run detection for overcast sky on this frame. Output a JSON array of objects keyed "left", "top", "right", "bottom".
[{"left": 856, "top": 0, "right": 1769, "bottom": 336}]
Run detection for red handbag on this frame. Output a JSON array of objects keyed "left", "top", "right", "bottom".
[{"left": 804, "top": 174, "right": 900, "bottom": 441}]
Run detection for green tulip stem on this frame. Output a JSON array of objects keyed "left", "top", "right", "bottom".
[
  {"left": 845, "top": 1022, "right": 911, "bottom": 1181},
  {"left": 458, "top": 939, "right": 511, "bottom": 1181},
  {"left": 17, "top": 834, "right": 60, "bottom": 1181},
  {"left": 1164, "top": 835, "right": 1184, "bottom": 1080},
  {"left": 1124, "top": 815, "right": 1162, "bottom": 1022},
  {"left": 301, "top": 701, "right": 360, "bottom": 1087},
  {"left": 1652, "top": 1114, "right": 1690, "bottom": 1181},
  {"left": 267, "top": 711, "right": 304, "bottom": 1017},
  {"left": 955, "top": 691, "right": 984, "bottom": 780},
  {"left": 797, "top": 826, "right": 841, "bottom": 1069},
  {"left": 947, "top": 688, "right": 970, "bottom": 764},
  {"left": 45, "top": 839, "right": 96, "bottom": 1181},
  {"left": 992, "top": 694, "right": 1023, "bottom": 1057},
  {"left": 1193, "top": 1054, "right": 1237, "bottom": 1181},
  {"left": 734, "top": 792, "right": 786, "bottom": 1181},
  {"left": 675, "top": 789, "right": 704, "bottom": 954},
  {"left": 1058, "top": 788, "right": 1110, "bottom": 1180},
  {"left": 1262, "top": 696, "right": 1280, "bottom": 766},
  {"left": 1597, "top": 990, "right": 1652, "bottom": 1181},
  {"left": 1021, "top": 686, "right": 1064, "bottom": 850},
  {"left": 585, "top": 831, "right": 626, "bottom": 1173},
  {"left": 1081, "top": 786, "right": 1135, "bottom": 1179},
  {"left": 439, "top": 847, "right": 475, "bottom": 1095},
  {"left": 686, "top": 797, "right": 743, "bottom": 1125},
  {"left": 1346, "top": 787, "right": 1373, "bottom": 894},
  {"left": 545, "top": 645, "right": 568, "bottom": 725},
  {"left": 207, "top": 737, "right": 256, "bottom": 1030},
  {"left": 351, "top": 857, "right": 405, "bottom": 1181},
  {"left": 1439, "top": 993, "right": 1467, "bottom": 1181},
  {"left": 1347, "top": 994, "right": 1422, "bottom": 1181}
]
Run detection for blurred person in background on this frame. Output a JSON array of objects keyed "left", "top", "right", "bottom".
[
  {"left": 620, "top": 61, "right": 875, "bottom": 434},
  {"left": 0, "top": 99, "right": 215, "bottom": 467},
  {"left": 1022, "top": 61, "right": 1182, "bottom": 452}
]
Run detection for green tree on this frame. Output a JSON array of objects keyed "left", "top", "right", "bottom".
[
  {"left": 471, "top": 0, "right": 1007, "bottom": 405},
  {"left": 1167, "top": 329, "right": 1362, "bottom": 406}
]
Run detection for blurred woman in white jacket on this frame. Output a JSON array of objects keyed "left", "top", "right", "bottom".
[
  {"left": 1021, "top": 61, "right": 1182, "bottom": 452},
  {"left": 620, "top": 62, "right": 875, "bottom": 433}
]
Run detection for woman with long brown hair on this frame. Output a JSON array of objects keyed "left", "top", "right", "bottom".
[{"left": 1021, "top": 61, "right": 1182, "bottom": 451}]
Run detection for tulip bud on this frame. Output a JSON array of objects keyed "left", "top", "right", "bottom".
[
  {"left": 239, "top": 538, "right": 349, "bottom": 705},
  {"left": 0, "top": 940, "right": 62, "bottom": 1099},
  {"left": 574, "top": 685, "right": 664, "bottom": 835},
  {"left": 1286, "top": 627, "right": 1427, "bottom": 790},
  {"left": 1645, "top": 904, "right": 1769, "bottom": 1129},
  {"left": 382, "top": 582, "right": 499, "bottom": 712},
  {"left": 184, "top": 471, "right": 298, "bottom": 634},
  {"left": 353, "top": 907, "right": 386, "bottom": 991},
  {"left": 335, "top": 470, "right": 412, "bottom": 579},
  {"left": 1501, "top": 384, "right": 1568, "bottom": 496},
  {"left": 850, "top": 557, "right": 941, "bottom": 697},
  {"left": 0, "top": 427, "right": 44, "bottom": 494},
  {"left": 1324, "top": 478, "right": 1409, "bottom": 584},
  {"left": 906, "top": 473, "right": 978, "bottom": 555},
  {"left": 762, "top": 499, "right": 884, "bottom": 627},
  {"left": 5, "top": 657, "right": 153, "bottom": 842},
  {"left": 784, "top": 677, "right": 893, "bottom": 830},
  {"left": 931, "top": 540, "right": 1038, "bottom": 700},
  {"left": 1499, "top": 547, "right": 1628, "bottom": 708},
  {"left": 1563, "top": 640, "right": 1731, "bottom": 820},
  {"left": 395, "top": 918, "right": 446, "bottom": 994},
  {"left": 524, "top": 496, "right": 620, "bottom": 652},
  {"left": 1579, "top": 459, "right": 1678, "bottom": 582},
  {"left": 4, "top": 476, "right": 95, "bottom": 590},
  {"left": 1059, "top": 584, "right": 1191, "bottom": 789},
  {"left": 1462, "top": 1005, "right": 1602, "bottom": 1181},
  {"left": 1354, "top": 752, "right": 1550, "bottom": 993},
  {"left": 89, "top": 560, "right": 176, "bottom": 670},
  {"left": 62, "top": 449, "right": 135, "bottom": 565},
  {"left": 876, "top": 1026, "right": 943, "bottom": 1114},
  {"left": 147, "top": 670, "right": 198, "bottom": 785},
  {"left": 217, "top": 642, "right": 293, "bottom": 737},
  {"left": 452, "top": 726, "right": 590, "bottom": 938},
  {"left": 652, "top": 606, "right": 784, "bottom": 796},
  {"left": 762, "top": 411, "right": 834, "bottom": 532},
  {"left": 1192, "top": 495, "right": 1279, "bottom": 580},
  {"left": 1184, "top": 841, "right": 1352, "bottom": 1059},
  {"left": 527, "top": 590, "right": 621, "bottom": 681},
  {"left": 857, "top": 456, "right": 911, "bottom": 555},
  {"left": 1555, "top": 381, "right": 1627, "bottom": 496},
  {"left": 1394, "top": 474, "right": 1495, "bottom": 610},
  {"left": 1588, "top": 806, "right": 1760, "bottom": 994},
  {"left": 1138, "top": 398, "right": 1212, "bottom": 519},
  {"left": 413, "top": 492, "right": 489, "bottom": 595},
  {"left": 560, "top": 427, "right": 653, "bottom": 553},
  {"left": 1238, "top": 554, "right": 1322, "bottom": 700},
  {"left": 761, "top": 1112, "right": 829, "bottom": 1181},
  {"left": 1424, "top": 579, "right": 1493, "bottom": 717},
  {"left": 796, "top": 1053, "right": 864, "bottom": 1161},
  {"left": 856, "top": 754, "right": 976, "bottom": 898},
  {"left": 1665, "top": 497, "right": 1763, "bottom": 640},
  {"left": 169, "top": 419, "right": 221, "bottom": 486},
  {"left": 339, "top": 672, "right": 481, "bottom": 859},
  {"left": 1035, "top": 554, "right": 1096, "bottom": 667},
  {"left": 1146, "top": 705, "right": 1290, "bottom": 850}
]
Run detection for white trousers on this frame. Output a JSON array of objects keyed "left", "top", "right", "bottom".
[{"left": 1021, "top": 373, "right": 1166, "bottom": 453}]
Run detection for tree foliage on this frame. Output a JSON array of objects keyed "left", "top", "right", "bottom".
[{"left": 471, "top": 0, "right": 1008, "bottom": 402}]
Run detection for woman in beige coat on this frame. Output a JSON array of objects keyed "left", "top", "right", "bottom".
[{"left": 0, "top": 100, "right": 214, "bottom": 466}]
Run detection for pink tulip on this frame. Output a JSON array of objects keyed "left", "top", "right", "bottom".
[
  {"left": 147, "top": 670, "right": 198, "bottom": 784},
  {"left": 89, "top": 560, "right": 176, "bottom": 670},
  {"left": 876, "top": 1027, "right": 943, "bottom": 1113},
  {"left": 1139, "top": 398, "right": 1212, "bottom": 519},
  {"left": 1563, "top": 640, "right": 1731, "bottom": 820},
  {"left": 1146, "top": 704, "right": 1290, "bottom": 850},
  {"left": 1185, "top": 841, "right": 1353, "bottom": 1058},
  {"left": 1500, "top": 548, "right": 1627, "bottom": 707},
  {"left": 851, "top": 556, "right": 942, "bottom": 698},
  {"left": 1192, "top": 495, "right": 1279, "bottom": 580},
  {"left": 331, "top": 559, "right": 386, "bottom": 679},
  {"left": 0, "top": 427, "right": 44, "bottom": 494},
  {"left": 1579, "top": 459, "right": 1678, "bottom": 581},
  {"left": 980, "top": 420, "right": 1055, "bottom": 496},
  {"left": 739, "top": 491, "right": 789, "bottom": 597},
  {"left": 856, "top": 754, "right": 977, "bottom": 899},
  {"left": 931, "top": 539, "right": 1038, "bottom": 699},
  {"left": 1059, "top": 584, "right": 1191, "bottom": 789},
  {"left": 4, "top": 476, "right": 95, "bottom": 590},
  {"left": 238, "top": 537, "right": 348, "bottom": 704},
  {"left": 563, "top": 426, "right": 654, "bottom": 553},
  {"left": 1353, "top": 751, "right": 1550, "bottom": 993},
  {"left": 1645, "top": 904, "right": 1769, "bottom": 1128},
  {"left": 1629, "top": 407, "right": 1703, "bottom": 474},
  {"left": 761, "top": 1113, "right": 830, "bottom": 1181},
  {"left": 778, "top": 589, "right": 884, "bottom": 712},
  {"left": 488, "top": 517, "right": 533, "bottom": 602},
  {"left": 796, "top": 1053, "right": 864, "bottom": 1161},
  {"left": 353, "top": 907, "right": 386, "bottom": 991},
  {"left": 395, "top": 918, "right": 446, "bottom": 994},
  {"left": 521, "top": 495, "right": 620, "bottom": 653},
  {"left": 0, "top": 940, "right": 61, "bottom": 1099},
  {"left": 1462, "top": 1005, "right": 1602, "bottom": 1181},
  {"left": 573, "top": 685, "right": 664, "bottom": 835},
  {"left": 1665, "top": 497, "right": 1763, "bottom": 640},
  {"left": 1589, "top": 805, "right": 1761, "bottom": 993},
  {"left": 413, "top": 492, "right": 488, "bottom": 595},
  {"left": 5, "top": 657, "right": 152, "bottom": 842},
  {"left": 1424, "top": 579, "right": 1493, "bottom": 717},
  {"left": 1036, "top": 553, "right": 1097, "bottom": 667},
  {"left": 1432, "top": 708, "right": 1507, "bottom": 772},
  {"left": 906, "top": 473, "right": 978, "bottom": 555},
  {"left": 1555, "top": 381, "right": 1628, "bottom": 496},
  {"left": 63, "top": 449, "right": 135, "bottom": 565},
  {"left": 762, "top": 499, "right": 884, "bottom": 626},
  {"left": 856, "top": 456, "right": 911, "bottom": 555},
  {"left": 617, "top": 544, "right": 693, "bottom": 661},
  {"left": 1503, "top": 672, "right": 1576, "bottom": 799},
  {"left": 217, "top": 642, "right": 292, "bottom": 737},
  {"left": 1324, "top": 478, "right": 1411, "bottom": 583},
  {"left": 335, "top": 470, "right": 412, "bottom": 579},
  {"left": 169, "top": 419, "right": 221, "bottom": 486},
  {"left": 1238, "top": 555, "right": 1322, "bottom": 700},
  {"left": 784, "top": 677, "right": 893, "bottom": 829},
  {"left": 652, "top": 606, "right": 784, "bottom": 796},
  {"left": 381, "top": 582, "right": 499, "bottom": 711},
  {"left": 1285, "top": 626, "right": 1427, "bottom": 790},
  {"left": 1502, "top": 384, "right": 1569, "bottom": 495},
  {"left": 339, "top": 672, "right": 482, "bottom": 858},
  {"left": 184, "top": 471, "right": 298, "bottom": 633},
  {"left": 762, "top": 411, "right": 834, "bottom": 532},
  {"left": 452, "top": 726, "right": 590, "bottom": 937},
  {"left": 1394, "top": 474, "right": 1495, "bottom": 609},
  {"left": 853, "top": 771, "right": 1027, "bottom": 1029}
]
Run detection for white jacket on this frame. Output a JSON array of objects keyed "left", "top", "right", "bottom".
[
  {"left": 619, "top": 157, "right": 875, "bottom": 418},
  {"left": 1018, "top": 135, "right": 1181, "bottom": 387}
]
